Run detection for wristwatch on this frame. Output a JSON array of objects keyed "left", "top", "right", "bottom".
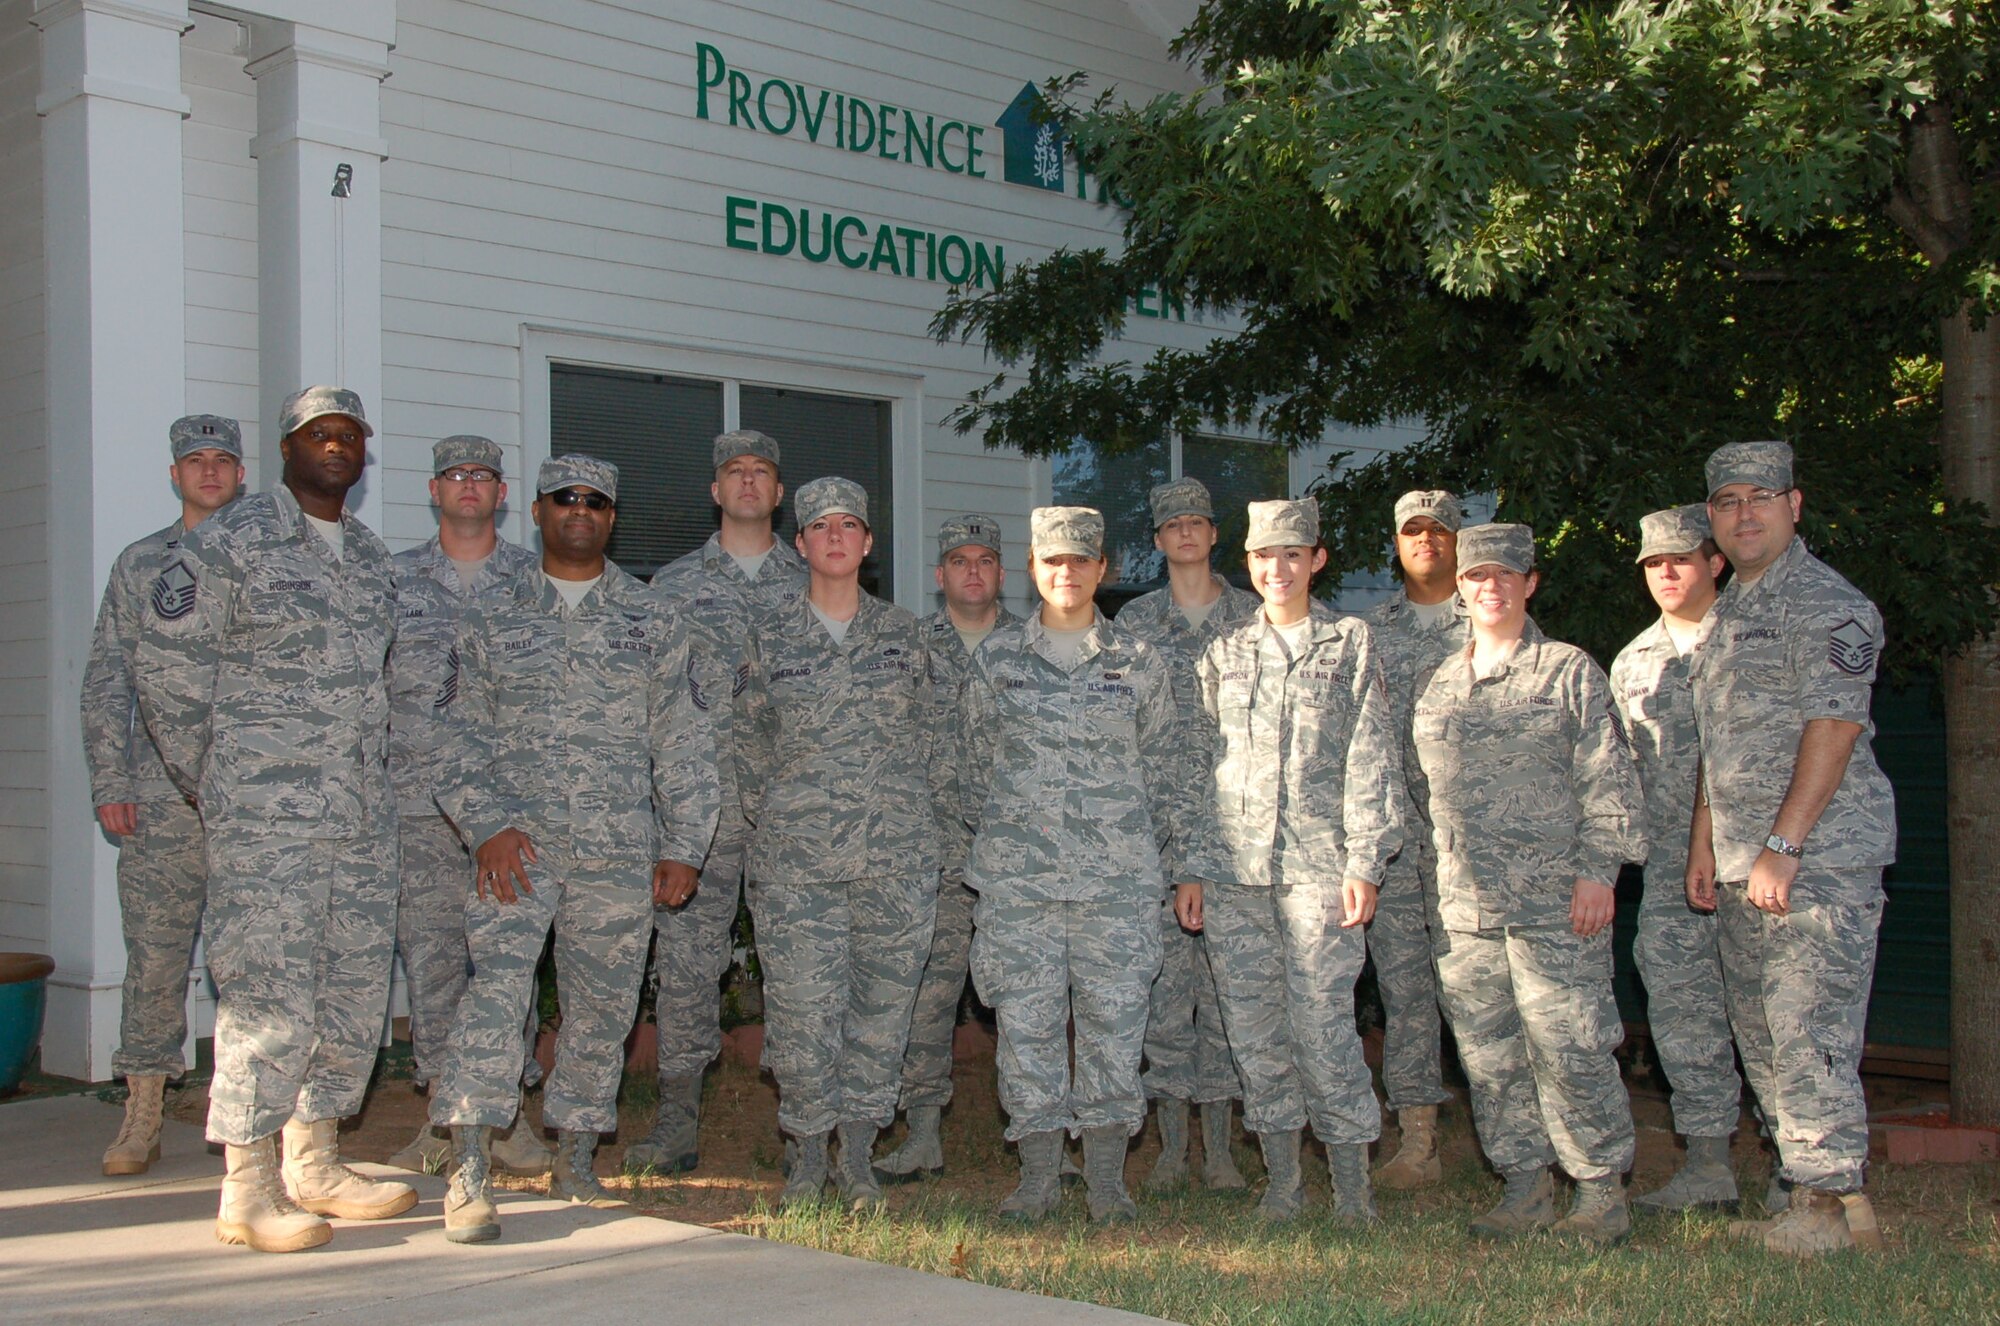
[{"left": 1764, "top": 832, "right": 1805, "bottom": 860}]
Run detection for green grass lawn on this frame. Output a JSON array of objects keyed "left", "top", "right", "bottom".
[{"left": 733, "top": 1153, "right": 2000, "bottom": 1326}]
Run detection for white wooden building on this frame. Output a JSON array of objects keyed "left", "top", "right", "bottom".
[{"left": 0, "top": 0, "right": 1418, "bottom": 1080}]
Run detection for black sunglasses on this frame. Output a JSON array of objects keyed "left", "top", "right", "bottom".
[{"left": 547, "top": 487, "right": 613, "bottom": 510}]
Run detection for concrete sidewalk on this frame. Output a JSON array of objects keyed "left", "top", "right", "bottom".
[{"left": 0, "top": 1096, "right": 1171, "bottom": 1325}]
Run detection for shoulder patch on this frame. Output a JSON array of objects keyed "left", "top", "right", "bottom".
[
  {"left": 1827, "top": 618, "right": 1877, "bottom": 676},
  {"left": 150, "top": 560, "right": 198, "bottom": 621}
]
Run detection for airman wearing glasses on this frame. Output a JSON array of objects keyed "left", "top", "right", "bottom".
[
  {"left": 1686, "top": 441, "right": 1895, "bottom": 1258},
  {"left": 384, "top": 436, "right": 545, "bottom": 1179},
  {"left": 428, "top": 454, "right": 719, "bottom": 1243}
]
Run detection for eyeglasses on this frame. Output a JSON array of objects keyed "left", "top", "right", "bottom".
[
  {"left": 1710, "top": 488, "right": 1791, "bottom": 516},
  {"left": 547, "top": 488, "right": 613, "bottom": 510},
  {"left": 440, "top": 468, "right": 499, "bottom": 484}
]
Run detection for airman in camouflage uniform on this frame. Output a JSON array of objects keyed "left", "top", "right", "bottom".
[
  {"left": 874, "top": 514, "right": 1020, "bottom": 1183},
  {"left": 962, "top": 507, "right": 1225, "bottom": 1224},
  {"left": 1199, "top": 499, "right": 1403, "bottom": 1223},
  {"left": 385, "top": 435, "right": 545, "bottom": 1177},
  {"left": 1414, "top": 523, "right": 1649, "bottom": 1247},
  {"left": 135, "top": 387, "right": 411, "bottom": 1253},
  {"left": 431, "top": 455, "right": 719, "bottom": 1243},
  {"left": 1610, "top": 504, "right": 1745, "bottom": 1212},
  {"left": 81, "top": 413, "right": 243, "bottom": 1177},
  {"left": 630, "top": 429, "right": 807, "bottom": 1175},
  {"left": 1363, "top": 489, "right": 1466, "bottom": 1188},
  {"left": 737, "top": 477, "right": 939, "bottom": 1211},
  {"left": 1688, "top": 442, "right": 1895, "bottom": 1258},
  {"left": 1117, "top": 478, "right": 1257, "bottom": 1192}
]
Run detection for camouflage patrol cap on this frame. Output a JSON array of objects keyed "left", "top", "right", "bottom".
[
  {"left": 278, "top": 385, "right": 374, "bottom": 439},
  {"left": 1635, "top": 503, "right": 1711, "bottom": 563},
  {"left": 169, "top": 414, "right": 243, "bottom": 461},
  {"left": 713, "top": 429, "right": 781, "bottom": 471},
  {"left": 433, "top": 434, "right": 503, "bottom": 476},
  {"left": 1148, "top": 477, "right": 1214, "bottom": 528},
  {"left": 1394, "top": 489, "right": 1463, "bottom": 533},
  {"left": 1030, "top": 506, "right": 1105, "bottom": 558},
  {"left": 536, "top": 453, "right": 619, "bottom": 501},
  {"left": 795, "top": 475, "right": 869, "bottom": 528},
  {"left": 1456, "top": 522, "right": 1535, "bottom": 575},
  {"left": 1244, "top": 498, "right": 1320, "bottom": 550},
  {"left": 1705, "top": 440, "right": 1794, "bottom": 498},
  {"left": 938, "top": 513, "right": 1003, "bottom": 559}
]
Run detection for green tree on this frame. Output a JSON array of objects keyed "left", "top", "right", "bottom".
[{"left": 937, "top": 0, "right": 2000, "bottom": 1119}]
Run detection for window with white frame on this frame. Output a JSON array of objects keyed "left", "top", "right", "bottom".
[
  {"left": 549, "top": 362, "right": 896, "bottom": 594},
  {"left": 1049, "top": 433, "right": 1295, "bottom": 607}
]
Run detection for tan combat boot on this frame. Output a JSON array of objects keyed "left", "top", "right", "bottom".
[
  {"left": 281, "top": 1117, "right": 418, "bottom": 1219},
  {"left": 1200, "top": 1102, "right": 1247, "bottom": 1190},
  {"left": 833, "top": 1121, "right": 884, "bottom": 1213},
  {"left": 549, "top": 1129, "right": 626, "bottom": 1208},
  {"left": 1142, "top": 1098, "right": 1190, "bottom": 1191},
  {"left": 1731, "top": 1187, "right": 1869, "bottom": 1257},
  {"left": 871, "top": 1105, "right": 945, "bottom": 1184},
  {"left": 997, "top": 1130, "right": 1063, "bottom": 1222},
  {"left": 1374, "top": 1105, "right": 1442, "bottom": 1189},
  {"left": 444, "top": 1126, "right": 501, "bottom": 1245},
  {"left": 1255, "top": 1129, "right": 1305, "bottom": 1223},
  {"left": 102, "top": 1074, "right": 168, "bottom": 1176},
  {"left": 1551, "top": 1174, "right": 1632, "bottom": 1247},
  {"left": 1467, "top": 1165, "right": 1557, "bottom": 1241},
  {"left": 216, "top": 1135, "right": 331, "bottom": 1253},
  {"left": 1081, "top": 1125, "right": 1137, "bottom": 1224}
]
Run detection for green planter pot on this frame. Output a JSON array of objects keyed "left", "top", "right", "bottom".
[{"left": 0, "top": 953, "right": 56, "bottom": 1094}]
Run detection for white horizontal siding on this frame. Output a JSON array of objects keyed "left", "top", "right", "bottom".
[
  {"left": 374, "top": 0, "right": 1222, "bottom": 563},
  {"left": 182, "top": 9, "right": 262, "bottom": 489},
  {"left": 0, "top": 0, "right": 45, "bottom": 951}
]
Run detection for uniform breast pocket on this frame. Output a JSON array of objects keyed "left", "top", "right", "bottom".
[
  {"left": 490, "top": 636, "right": 556, "bottom": 706},
  {"left": 242, "top": 607, "right": 327, "bottom": 662}
]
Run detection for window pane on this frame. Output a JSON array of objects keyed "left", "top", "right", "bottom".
[
  {"left": 1183, "top": 435, "right": 1292, "bottom": 578},
  {"left": 550, "top": 364, "right": 723, "bottom": 578},
  {"left": 740, "top": 386, "right": 895, "bottom": 598},
  {"left": 1049, "top": 437, "right": 1170, "bottom": 589}
]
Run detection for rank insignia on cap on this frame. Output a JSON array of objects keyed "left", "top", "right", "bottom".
[
  {"left": 1828, "top": 618, "right": 1877, "bottom": 676},
  {"left": 150, "top": 560, "right": 198, "bottom": 621}
]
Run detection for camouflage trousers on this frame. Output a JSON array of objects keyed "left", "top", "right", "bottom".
[
  {"left": 396, "top": 815, "right": 473, "bottom": 1088},
  {"left": 1366, "top": 846, "right": 1450, "bottom": 1111},
  {"left": 898, "top": 871, "right": 976, "bottom": 1111},
  {"left": 433, "top": 842, "right": 653, "bottom": 1135},
  {"left": 1206, "top": 879, "right": 1381, "bottom": 1144},
  {"left": 1634, "top": 855, "right": 1742, "bottom": 1138},
  {"left": 1716, "top": 873, "right": 1882, "bottom": 1192},
  {"left": 749, "top": 874, "right": 936, "bottom": 1137},
  {"left": 202, "top": 824, "right": 398, "bottom": 1145},
  {"left": 1433, "top": 922, "right": 1634, "bottom": 1180},
  {"left": 112, "top": 797, "right": 207, "bottom": 1078},
  {"left": 969, "top": 893, "right": 1162, "bottom": 1142},
  {"left": 650, "top": 839, "right": 744, "bottom": 1078},
  {"left": 1142, "top": 896, "right": 1241, "bottom": 1105}
]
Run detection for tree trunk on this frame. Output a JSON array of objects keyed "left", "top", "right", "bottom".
[{"left": 1941, "top": 304, "right": 1999, "bottom": 1127}]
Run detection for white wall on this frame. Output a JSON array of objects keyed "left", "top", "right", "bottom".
[
  {"left": 372, "top": 0, "right": 1223, "bottom": 602},
  {"left": 0, "top": 0, "right": 48, "bottom": 957},
  {"left": 183, "top": 7, "right": 262, "bottom": 486}
]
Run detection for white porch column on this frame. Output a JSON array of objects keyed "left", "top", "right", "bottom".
[
  {"left": 245, "top": 18, "right": 390, "bottom": 530},
  {"left": 33, "top": 0, "right": 192, "bottom": 1080}
]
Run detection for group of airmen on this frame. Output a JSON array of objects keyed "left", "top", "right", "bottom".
[{"left": 83, "top": 384, "right": 1895, "bottom": 1264}]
